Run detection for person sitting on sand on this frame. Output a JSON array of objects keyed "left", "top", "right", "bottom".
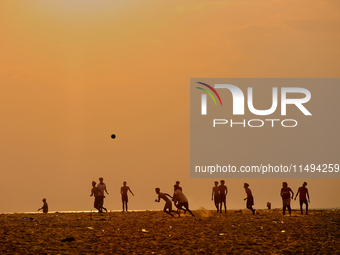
[
  {"left": 294, "top": 182, "right": 310, "bottom": 215},
  {"left": 90, "top": 181, "right": 104, "bottom": 213},
  {"left": 155, "top": 188, "right": 179, "bottom": 217},
  {"left": 244, "top": 183, "right": 255, "bottom": 215},
  {"left": 173, "top": 185, "right": 195, "bottom": 217},
  {"left": 219, "top": 180, "right": 228, "bottom": 213},
  {"left": 121, "top": 181, "right": 134, "bottom": 212},
  {"left": 38, "top": 198, "right": 48, "bottom": 213},
  {"left": 97, "top": 177, "right": 108, "bottom": 213},
  {"left": 280, "top": 182, "right": 294, "bottom": 216},
  {"left": 212, "top": 181, "right": 220, "bottom": 213}
]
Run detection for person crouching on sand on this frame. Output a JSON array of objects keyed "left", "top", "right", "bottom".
[
  {"left": 155, "top": 188, "right": 179, "bottom": 217},
  {"left": 38, "top": 198, "right": 48, "bottom": 213},
  {"left": 244, "top": 183, "right": 255, "bottom": 215},
  {"left": 173, "top": 185, "right": 195, "bottom": 217}
]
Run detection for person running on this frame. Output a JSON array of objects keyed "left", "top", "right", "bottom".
[
  {"left": 172, "top": 181, "right": 182, "bottom": 202},
  {"left": 294, "top": 182, "right": 310, "bottom": 215},
  {"left": 173, "top": 185, "right": 186, "bottom": 214},
  {"left": 97, "top": 177, "right": 108, "bottom": 213},
  {"left": 90, "top": 181, "right": 103, "bottom": 213},
  {"left": 121, "top": 181, "right": 134, "bottom": 212},
  {"left": 218, "top": 180, "right": 228, "bottom": 213},
  {"left": 173, "top": 185, "right": 195, "bottom": 217},
  {"left": 212, "top": 181, "right": 220, "bottom": 213},
  {"left": 244, "top": 183, "right": 255, "bottom": 215},
  {"left": 280, "top": 182, "right": 294, "bottom": 216},
  {"left": 155, "top": 188, "right": 179, "bottom": 217},
  {"left": 38, "top": 198, "right": 48, "bottom": 213}
]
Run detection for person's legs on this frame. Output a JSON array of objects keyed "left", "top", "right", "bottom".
[
  {"left": 183, "top": 202, "right": 195, "bottom": 217},
  {"left": 288, "top": 205, "right": 291, "bottom": 216},
  {"left": 223, "top": 202, "right": 227, "bottom": 213},
  {"left": 97, "top": 197, "right": 104, "bottom": 213},
  {"left": 305, "top": 200, "right": 309, "bottom": 214},
  {"left": 283, "top": 205, "right": 286, "bottom": 215},
  {"left": 247, "top": 205, "right": 255, "bottom": 214},
  {"left": 214, "top": 202, "right": 219, "bottom": 212},
  {"left": 164, "top": 201, "right": 175, "bottom": 217},
  {"left": 300, "top": 200, "right": 303, "bottom": 214}
]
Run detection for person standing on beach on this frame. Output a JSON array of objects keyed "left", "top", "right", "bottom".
[
  {"left": 90, "top": 181, "right": 103, "bottom": 213},
  {"left": 244, "top": 183, "right": 255, "bottom": 215},
  {"left": 97, "top": 177, "right": 108, "bottom": 213},
  {"left": 212, "top": 181, "right": 220, "bottom": 213},
  {"left": 219, "top": 180, "right": 228, "bottom": 213},
  {"left": 294, "top": 182, "right": 310, "bottom": 215},
  {"left": 121, "top": 181, "right": 134, "bottom": 212},
  {"left": 280, "top": 182, "right": 294, "bottom": 216},
  {"left": 173, "top": 185, "right": 195, "bottom": 217},
  {"left": 38, "top": 198, "right": 48, "bottom": 213},
  {"left": 155, "top": 188, "right": 179, "bottom": 217}
]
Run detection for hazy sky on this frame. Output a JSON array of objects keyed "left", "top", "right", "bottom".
[{"left": 1, "top": 0, "right": 339, "bottom": 213}]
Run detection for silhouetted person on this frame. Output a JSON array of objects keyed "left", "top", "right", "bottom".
[
  {"left": 173, "top": 185, "right": 186, "bottom": 214},
  {"left": 173, "top": 185, "right": 195, "bottom": 217},
  {"left": 121, "top": 181, "right": 134, "bottom": 212},
  {"left": 172, "top": 181, "right": 182, "bottom": 202},
  {"left": 219, "top": 180, "right": 228, "bottom": 213},
  {"left": 267, "top": 202, "right": 271, "bottom": 209},
  {"left": 97, "top": 177, "right": 108, "bottom": 213},
  {"left": 212, "top": 181, "right": 220, "bottom": 212},
  {"left": 281, "top": 182, "right": 294, "bottom": 216},
  {"left": 294, "top": 182, "right": 310, "bottom": 215},
  {"left": 244, "top": 183, "right": 255, "bottom": 215},
  {"left": 90, "top": 181, "right": 103, "bottom": 212},
  {"left": 38, "top": 198, "right": 48, "bottom": 213},
  {"left": 155, "top": 188, "right": 179, "bottom": 217}
]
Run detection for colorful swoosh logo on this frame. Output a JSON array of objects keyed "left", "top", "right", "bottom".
[{"left": 196, "top": 82, "right": 223, "bottom": 106}]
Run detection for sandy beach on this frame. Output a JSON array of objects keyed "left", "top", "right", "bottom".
[{"left": 0, "top": 209, "right": 339, "bottom": 254}]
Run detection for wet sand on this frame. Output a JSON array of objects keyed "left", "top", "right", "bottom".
[{"left": 0, "top": 209, "right": 339, "bottom": 254}]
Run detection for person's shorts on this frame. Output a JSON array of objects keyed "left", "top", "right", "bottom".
[
  {"left": 164, "top": 200, "right": 172, "bottom": 211},
  {"left": 282, "top": 198, "right": 291, "bottom": 206},
  {"left": 97, "top": 196, "right": 104, "bottom": 205},
  {"left": 246, "top": 196, "right": 254, "bottom": 207},
  {"left": 220, "top": 194, "right": 226, "bottom": 203},
  {"left": 300, "top": 199, "right": 308, "bottom": 205},
  {"left": 122, "top": 194, "right": 128, "bottom": 202},
  {"left": 214, "top": 195, "right": 220, "bottom": 204}
]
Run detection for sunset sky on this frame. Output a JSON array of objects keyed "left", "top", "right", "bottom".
[{"left": 1, "top": 0, "right": 339, "bottom": 213}]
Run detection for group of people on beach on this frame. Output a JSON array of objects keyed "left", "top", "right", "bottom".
[
  {"left": 155, "top": 181, "right": 195, "bottom": 217},
  {"left": 280, "top": 181, "right": 310, "bottom": 216},
  {"left": 212, "top": 181, "right": 255, "bottom": 214},
  {"left": 90, "top": 177, "right": 134, "bottom": 213},
  {"left": 38, "top": 179, "right": 310, "bottom": 216},
  {"left": 211, "top": 181, "right": 310, "bottom": 216}
]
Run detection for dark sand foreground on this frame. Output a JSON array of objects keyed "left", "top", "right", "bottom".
[{"left": 0, "top": 209, "right": 339, "bottom": 254}]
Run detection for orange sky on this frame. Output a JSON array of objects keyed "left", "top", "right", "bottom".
[{"left": 1, "top": 0, "right": 339, "bottom": 213}]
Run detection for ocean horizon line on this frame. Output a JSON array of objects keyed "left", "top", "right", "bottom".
[{"left": 1, "top": 207, "right": 339, "bottom": 215}]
